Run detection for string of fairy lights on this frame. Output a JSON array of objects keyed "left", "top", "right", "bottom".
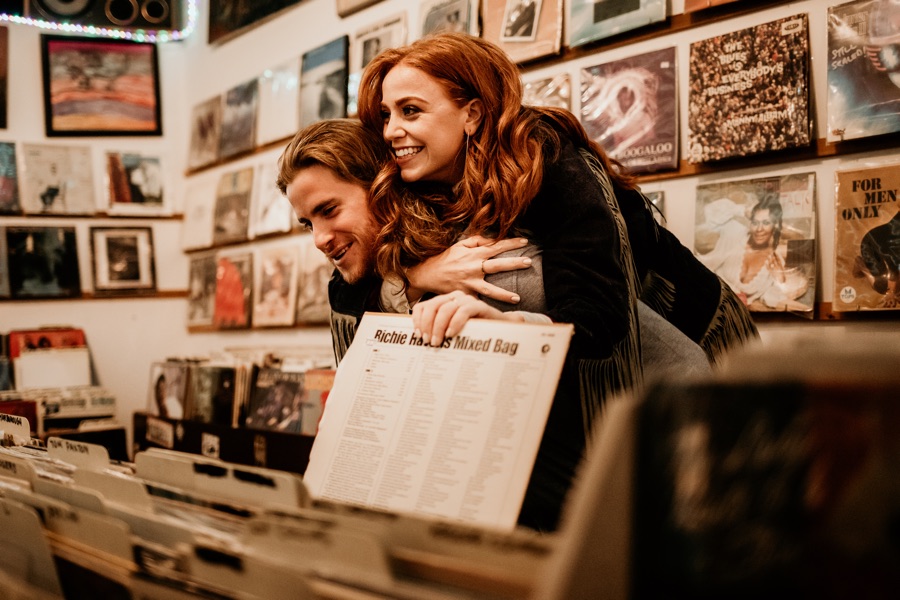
[{"left": 0, "top": 0, "right": 197, "bottom": 43}]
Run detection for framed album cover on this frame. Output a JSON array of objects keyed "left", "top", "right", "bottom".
[
  {"left": 523, "top": 72, "right": 571, "bottom": 110},
  {"left": 187, "top": 250, "right": 218, "bottom": 328},
  {"left": 41, "top": 35, "right": 162, "bottom": 137},
  {"left": 256, "top": 57, "right": 300, "bottom": 146},
  {"left": 212, "top": 166, "right": 254, "bottom": 246},
  {"left": 252, "top": 239, "right": 300, "bottom": 328},
  {"left": 337, "top": 0, "right": 384, "bottom": 18},
  {"left": 568, "top": 0, "right": 665, "bottom": 49},
  {"left": 90, "top": 226, "right": 157, "bottom": 296}
]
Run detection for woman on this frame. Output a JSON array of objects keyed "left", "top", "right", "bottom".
[
  {"left": 357, "top": 32, "right": 757, "bottom": 362},
  {"left": 358, "top": 33, "right": 651, "bottom": 532}
]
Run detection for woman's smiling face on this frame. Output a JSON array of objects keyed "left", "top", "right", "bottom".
[{"left": 379, "top": 64, "right": 475, "bottom": 184}]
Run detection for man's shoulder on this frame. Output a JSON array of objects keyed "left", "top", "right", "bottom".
[{"left": 328, "top": 272, "right": 383, "bottom": 316}]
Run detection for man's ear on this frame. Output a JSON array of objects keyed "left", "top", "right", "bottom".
[{"left": 464, "top": 99, "right": 484, "bottom": 136}]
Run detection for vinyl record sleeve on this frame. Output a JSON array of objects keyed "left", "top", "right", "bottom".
[
  {"left": 5, "top": 226, "right": 81, "bottom": 299},
  {"left": 256, "top": 57, "right": 300, "bottom": 146},
  {"left": 213, "top": 249, "right": 254, "bottom": 329},
  {"left": 187, "top": 251, "right": 218, "bottom": 328},
  {"left": 833, "top": 162, "right": 900, "bottom": 311},
  {"left": 523, "top": 72, "right": 571, "bottom": 110},
  {"left": 694, "top": 172, "right": 817, "bottom": 314},
  {"left": 300, "top": 36, "right": 349, "bottom": 128},
  {"left": 187, "top": 96, "right": 222, "bottom": 171},
  {"left": 0, "top": 141, "right": 19, "bottom": 214},
  {"left": 212, "top": 167, "right": 253, "bottom": 246},
  {"left": 482, "top": 0, "right": 563, "bottom": 64},
  {"left": 252, "top": 240, "right": 301, "bottom": 328},
  {"left": 20, "top": 143, "right": 96, "bottom": 215},
  {"left": 826, "top": 0, "right": 900, "bottom": 143},
  {"left": 244, "top": 368, "right": 305, "bottom": 432},
  {"left": 219, "top": 78, "right": 259, "bottom": 160},
  {"left": 687, "top": 14, "right": 811, "bottom": 163},
  {"left": 568, "top": 0, "right": 666, "bottom": 49},
  {"left": 581, "top": 46, "right": 678, "bottom": 174}
]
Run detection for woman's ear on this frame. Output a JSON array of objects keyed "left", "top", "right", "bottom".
[{"left": 464, "top": 99, "right": 484, "bottom": 135}]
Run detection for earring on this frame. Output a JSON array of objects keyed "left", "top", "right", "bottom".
[{"left": 465, "top": 133, "right": 470, "bottom": 154}]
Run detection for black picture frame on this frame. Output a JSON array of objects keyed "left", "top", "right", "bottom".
[
  {"left": 208, "top": 0, "right": 305, "bottom": 45},
  {"left": 89, "top": 226, "right": 157, "bottom": 297},
  {"left": 41, "top": 35, "right": 162, "bottom": 137}
]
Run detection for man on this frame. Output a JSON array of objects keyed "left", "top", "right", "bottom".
[{"left": 276, "top": 119, "right": 712, "bottom": 377}]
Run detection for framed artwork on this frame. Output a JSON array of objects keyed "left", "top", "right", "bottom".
[
  {"left": 209, "top": 0, "right": 304, "bottom": 45},
  {"left": 106, "top": 151, "right": 165, "bottom": 215},
  {"left": 40, "top": 35, "right": 162, "bottom": 137},
  {"left": 256, "top": 57, "right": 300, "bottom": 146},
  {"left": 187, "top": 251, "right": 218, "bottom": 328},
  {"left": 5, "top": 226, "right": 81, "bottom": 299},
  {"left": 252, "top": 239, "right": 301, "bottom": 328},
  {"left": 90, "top": 226, "right": 157, "bottom": 296}
]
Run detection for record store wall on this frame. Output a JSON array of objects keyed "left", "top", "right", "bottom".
[{"left": 3, "top": 0, "right": 900, "bottom": 438}]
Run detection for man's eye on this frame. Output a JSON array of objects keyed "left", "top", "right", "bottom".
[{"left": 298, "top": 220, "right": 312, "bottom": 232}]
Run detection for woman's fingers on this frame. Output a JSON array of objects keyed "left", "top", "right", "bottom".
[
  {"left": 482, "top": 255, "right": 532, "bottom": 277},
  {"left": 477, "top": 281, "right": 521, "bottom": 304}
]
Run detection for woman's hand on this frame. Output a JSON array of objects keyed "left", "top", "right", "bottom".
[
  {"left": 412, "top": 291, "right": 525, "bottom": 347},
  {"left": 406, "top": 236, "right": 532, "bottom": 304}
]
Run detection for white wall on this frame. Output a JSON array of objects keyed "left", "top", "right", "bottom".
[{"left": 3, "top": 0, "right": 900, "bottom": 439}]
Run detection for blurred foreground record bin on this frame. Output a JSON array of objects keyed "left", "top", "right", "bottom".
[{"left": 632, "top": 374, "right": 900, "bottom": 599}]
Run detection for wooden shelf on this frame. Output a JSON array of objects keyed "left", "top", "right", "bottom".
[{"left": 0, "top": 290, "right": 189, "bottom": 303}]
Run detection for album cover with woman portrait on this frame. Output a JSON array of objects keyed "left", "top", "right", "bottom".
[
  {"left": 687, "top": 14, "right": 811, "bottom": 163},
  {"left": 4, "top": 225, "right": 81, "bottom": 299},
  {"left": 827, "top": 0, "right": 900, "bottom": 143},
  {"left": 568, "top": 0, "right": 665, "bottom": 49},
  {"left": 834, "top": 162, "right": 900, "bottom": 311},
  {"left": 581, "top": 46, "right": 678, "bottom": 174},
  {"left": 482, "top": 0, "right": 563, "bottom": 64},
  {"left": 694, "top": 172, "right": 817, "bottom": 314},
  {"left": 300, "top": 36, "right": 349, "bottom": 128},
  {"left": 146, "top": 360, "right": 191, "bottom": 420},
  {"left": 419, "top": 0, "right": 475, "bottom": 37}
]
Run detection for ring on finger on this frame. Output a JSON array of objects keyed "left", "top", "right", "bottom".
[{"left": 481, "top": 259, "right": 487, "bottom": 275}]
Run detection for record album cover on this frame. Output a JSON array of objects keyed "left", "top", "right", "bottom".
[
  {"left": 186, "top": 364, "right": 238, "bottom": 426},
  {"left": 187, "top": 251, "right": 218, "bottom": 328},
  {"left": 214, "top": 249, "right": 253, "bottom": 329},
  {"left": 20, "top": 143, "right": 96, "bottom": 215},
  {"left": 482, "top": 0, "right": 563, "bottom": 64},
  {"left": 683, "top": 0, "right": 741, "bottom": 13},
  {"left": 147, "top": 360, "right": 191, "bottom": 420},
  {"left": 300, "top": 36, "right": 349, "bottom": 128},
  {"left": 252, "top": 240, "right": 300, "bottom": 328},
  {"left": 5, "top": 226, "right": 81, "bottom": 299},
  {"left": 219, "top": 78, "right": 259, "bottom": 160},
  {"left": 212, "top": 166, "right": 253, "bottom": 246},
  {"left": 644, "top": 190, "right": 665, "bottom": 226},
  {"left": 105, "top": 151, "right": 164, "bottom": 214},
  {"left": 581, "top": 46, "right": 678, "bottom": 174},
  {"left": 187, "top": 96, "right": 222, "bottom": 170},
  {"left": 249, "top": 158, "right": 294, "bottom": 239},
  {"left": 833, "top": 162, "right": 900, "bottom": 311},
  {"left": 181, "top": 174, "right": 216, "bottom": 251},
  {"left": 0, "top": 141, "right": 18, "bottom": 214},
  {"left": 256, "top": 57, "right": 300, "bottom": 146},
  {"left": 245, "top": 368, "right": 305, "bottom": 433},
  {"left": 523, "top": 72, "right": 571, "bottom": 110},
  {"left": 419, "top": 0, "right": 474, "bottom": 37},
  {"left": 694, "top": 172, "right": 817, "bottom": 313},
  {"left": 687, "top": 14, "right": 811, "bottom": 163},
  {"left": 826, "top": 0, "right": 900, "bottom": 143},
  {"left": 568, "top": 0, "right": 666, "bottom": 49},
  {"left": 349, "top": 13, "right": 407, "bottom": 117},
  {"left": 295, "top": 234, "right": 331, "bottom": 324}
]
